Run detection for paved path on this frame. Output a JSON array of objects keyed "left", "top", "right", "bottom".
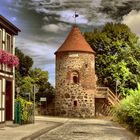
[
  {"left": 33, "top": 117, "right": 138, "bottom": 140},
  {"left": 0, "top": 117, "right": 68, "bottom": 140},
  {"left": 0, "top": 116, "right": 138, "bottom": 140}
]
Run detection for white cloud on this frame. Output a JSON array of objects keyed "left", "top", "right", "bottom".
[
  {"left": 16, "top": 37, "right": 56, "bottom": 84},
  {"left": 35, "top": 7, "right": 49, "bottom": 13},
  {"left": 41, "top": 23, "right": 69, "bottom": 33},
  {"left": 122, "top": 10, "right": 140, "bottom": 37},
  {"left": 11, "top": 0, "right": 140, "bottom": 86}
]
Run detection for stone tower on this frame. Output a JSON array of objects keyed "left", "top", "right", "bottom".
[{"left": 55, "top": 26, "right": 96, "bottom": 118}]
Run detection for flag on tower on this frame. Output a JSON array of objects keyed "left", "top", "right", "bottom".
[
  {"left": 75, "top": 13, "right": 79, "bottom": 18},
  {"left": 73, "top": 11, "right": 79, "bottom": 24}
]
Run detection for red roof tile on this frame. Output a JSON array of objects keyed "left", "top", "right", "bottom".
[{"left": 55, "top": 26, "right": 95, "bottom": 54}]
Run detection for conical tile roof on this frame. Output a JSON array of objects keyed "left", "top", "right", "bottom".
[{"left": 55, "top": 26, "right": 95, "bottom": 54}]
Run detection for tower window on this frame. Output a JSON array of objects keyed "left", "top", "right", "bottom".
[
  {"left": 74, "top": 101, "right": 77, "bottom": 106},
  {"left": 71, "top": 71, "right": 79, "bottom": 84},
  {"left": 73, "top": 76, "right": 78, "bottom": 84},
  {"left": 85, "top": 64, "right": 88, "bottom": 68}
]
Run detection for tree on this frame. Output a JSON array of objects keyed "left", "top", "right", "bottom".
[
  {"left": 15, "top": 48, "right": 34, "bottom": 97},
  {"left": 15, "top": 47, "right": 33, "bottom": 76},
  {"left": 29, "top": 68, "right": 48, "bottom": 85},
  {"left": 15, "top": 48, "right": 55, "bottom": 103},
  {"left": 35, "top": 82, "right": 55, "bottom": 104},
  {"left": 29, "top": 68, "right": 54, "bottom": 104},
  {"left": 20, "top": 76, "right": 35, "bottom": 100},
  {"left": 84, "top": 22, "right": 140, "bottom": 95}
]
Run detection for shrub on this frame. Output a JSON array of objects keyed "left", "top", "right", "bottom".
[
  {"left": 112, "top": 83, "right": 140, "bottom": 134},
  {"left": 15, "top": 97, "right": 33, "bottom": 124}
]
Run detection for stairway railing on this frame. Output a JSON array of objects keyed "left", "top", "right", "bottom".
[{"left": 96, "top": 87, "right": 120, "bottom": 106}]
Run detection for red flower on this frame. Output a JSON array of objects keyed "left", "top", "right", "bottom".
[
  {"left": 0, "top": 51, "right": 3, "bottom": 62},
  {"left": 8, "top": 54, "right": 19, "bottom": 67},
  {"left": 2, "top": 51, "right": 9, "bottom": 63},
  {"left": 0, "top": 50, "right": 19, "bottom": 67}
]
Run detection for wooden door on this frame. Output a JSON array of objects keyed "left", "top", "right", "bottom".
[{"left": 6, "top": 81, "right": 12, "bottom": 121}]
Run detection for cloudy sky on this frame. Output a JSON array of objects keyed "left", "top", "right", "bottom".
[{"left": 1, "top": 0, "right": 140, "bottom": 85}]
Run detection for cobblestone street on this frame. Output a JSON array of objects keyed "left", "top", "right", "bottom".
[{"left": 33, "top": 118, "right": 137, "bottom": 140}]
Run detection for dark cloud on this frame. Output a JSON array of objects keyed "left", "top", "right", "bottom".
[
  {"left": 100, "top": 0, "right": 140, "bottom": 21},
  {"left": 1, "top": 0, "right": 140, "bottom": 85}
]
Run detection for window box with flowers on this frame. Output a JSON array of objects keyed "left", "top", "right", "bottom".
[{"left": 0, "top": 50, "right": 19, "bottom": 68}]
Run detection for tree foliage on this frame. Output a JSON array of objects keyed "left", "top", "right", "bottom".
[
  {"left": 29, "top": 68, "right": 48, "bottom": 86},
  {"left": 15, "top": 48, "right": 34, "bottom": 98},
  {"left": 19, "top": 76, "right": 35, "bottom": 100},
  {"left": 15, "top": 48, "right": 54, "bottom": 103},
  {"left": 29, "top": 68, "right": 55, "bottom": 104},
  {"left": 84, "top": 22, "right": 140, "bottom": 95},
  {"left": 112, "top": 83, "right": 140, "bottom": 134},
  {"left": 15, "top": 47, "right": 33, "bottom": 76}
]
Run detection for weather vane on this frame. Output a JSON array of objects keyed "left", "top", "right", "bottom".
[{"left": 73, "top": 11, "right": 79, "bottom": 24}]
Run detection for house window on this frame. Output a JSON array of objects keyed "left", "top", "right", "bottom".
[
  {"left": 0, "top": 30, "right": 2, "bottom": 50},
  {"left": 11, "top": 36, "right": 13, "bottom": 54},
  {"left": 85, "top": 64, "right": 88, "bottom": 68},
  {"left": 6, "top": 34, "right": 11, "bottom": 53}
]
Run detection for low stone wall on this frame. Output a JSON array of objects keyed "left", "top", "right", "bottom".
[{"left": 36, "top": 101, "right": 55, "bottom": 116}]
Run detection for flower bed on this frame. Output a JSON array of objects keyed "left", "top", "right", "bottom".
[{"left": 0, "top": 50, "right": 19, "bottom": 67}]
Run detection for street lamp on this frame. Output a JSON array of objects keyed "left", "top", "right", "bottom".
[
  {"left": 32, "top": 84, "right": 39, "bottom": 123},
  {"left": 116, "top": 79, "right": 120, "bottom": 97},
  {"left": 16, "top": 87, "right": 20, "bottom": 98}
]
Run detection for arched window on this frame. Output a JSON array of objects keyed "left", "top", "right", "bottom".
[
  {"left": 73, "top": 76, "right": 78, "bottom": 84},
  {"left": 71, "top": 71, "right": 79, "bottom": 84},
  {"left": 85, "top": 64, "right": 88, "bottom": 68},
  {"left": 74, "top": 100, "right": 77, "bottom": 106}
]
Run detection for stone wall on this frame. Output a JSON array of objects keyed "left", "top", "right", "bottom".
[{"left": 55, "top": 52, "right": 96, "bottom": 118}]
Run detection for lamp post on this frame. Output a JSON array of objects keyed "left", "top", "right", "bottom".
[
  {"left": 16, "top": 87, "right": 20, "bottom": 98},
  {"left": 33, "top": 84, "right": 39, "bottom": 123},
  {"left": 116, "top": 80, "right": 120, "bottom": 97}
]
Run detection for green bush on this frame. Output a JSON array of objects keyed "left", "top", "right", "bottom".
[
  {"left": 112, "top": 83, "right": 140, "bottom": 134},
  {"left": 15, "top": 97, "right": 33, "bottom": 124}
]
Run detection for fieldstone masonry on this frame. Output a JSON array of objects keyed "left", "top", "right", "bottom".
[
  {"left": 55, "top": 52, "right": 96, "bottom": 118},
  {"left": 55, "top": 26, "right": 96, "bottom": 118}
]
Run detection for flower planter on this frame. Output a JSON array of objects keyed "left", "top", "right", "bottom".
[{"left": 0, "top": 50, "right": 19, "bottom": 67}]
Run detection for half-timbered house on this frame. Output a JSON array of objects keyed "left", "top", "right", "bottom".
[{"left": 0, "top": 15, "right": 20, "bottom": 125}]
